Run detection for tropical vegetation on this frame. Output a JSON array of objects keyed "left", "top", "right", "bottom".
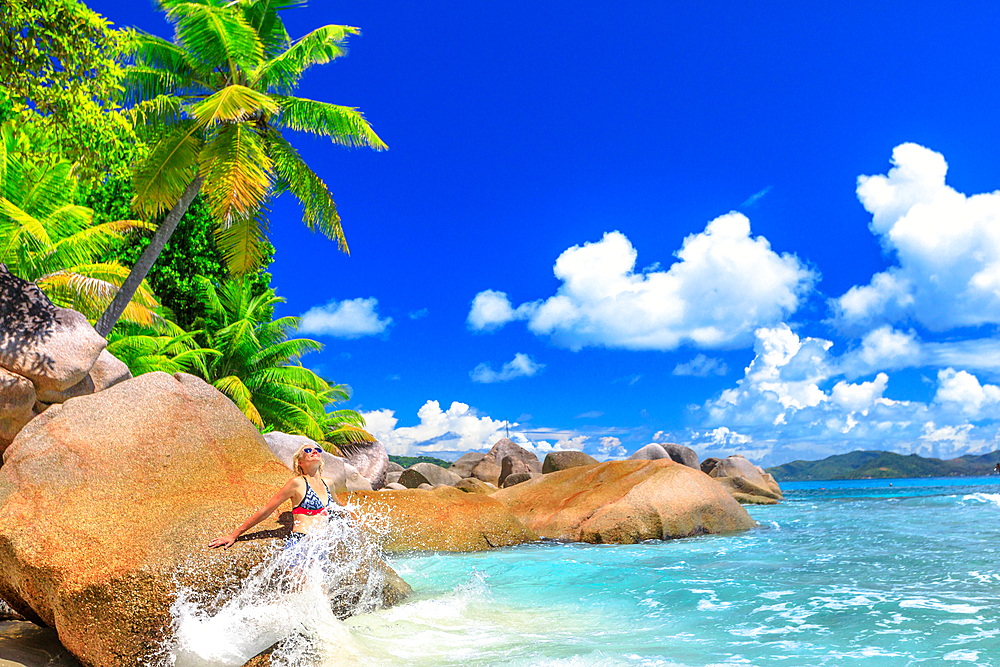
[
  {"left": 0, "top": 122, "right": 160, "bottom": 325},
  {"left": 0, "top": 0, "right": 380, "bottom": 449},
  {"left": 94, "top": 0, "right": 387, "bottom": 336}
]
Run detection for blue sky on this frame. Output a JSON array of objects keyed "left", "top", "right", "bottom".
[{"left": 91, "top": 0, "right": 1000, "bottom": 466}]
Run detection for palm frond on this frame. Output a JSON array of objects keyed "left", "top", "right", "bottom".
[
  {"left": 190, "top": 85, "right": 278, "bottom": 128},
  {"left": 213, "top": 374, "right": 264, "bottom": 427},
  {"left": 120, "top": 66, "right": 190, "bottom": 106},
  {"left": 131, "top": 120, "right": 205, "bottom": 219},
  {"left": 214, "top": 208, "right": 271, "bottom": 274},
  {"left": 198, "top": 121, "right": 273, "bottom": 223},
  {"left": 252, "top": 25, "right": 359, "bottom": 94},
  {"left": 267, "top": 131, "right": 345, "bottom": 251},
  {"left": 166, "top": 1, "right": 264, "bottom": 76},
  {"left": 325, "top": 424, "right": 376, "bottom": 445},
  {"left": 273, "top": 96, "right": 387, "bottom": 150},
  {"left": 130, "top": 95, "right": 186, "bottom": 131}
]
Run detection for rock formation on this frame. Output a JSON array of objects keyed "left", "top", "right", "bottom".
[
  {"left": 0, "top": 372, "right": 409, "bottom": 667},
  {"left": 349, "top": 486, "right": 537, "bottom": 552},
  {"left": 542, "top": 450, "right": 598, "bottom": 473},
  {"left": 471, "top": 438, "right": 540, "bottom": 486},
  {"left": 449, "top": 451, "right": 486, "bottom": 478},
  {"left": 492, "top": 459, "right": 756, "bottom": 543},
  {"left": 707, "top": 455, "right": 784, "bottom": 504},
  {"left": 398, "top": 462, "right": 462, "bottom": 488},
  {"left": 336, "top": 439, "right": 389, "bottom": 489},
  {"left": 0, "top": 265, "right": 130, "bottom": 453},
  {"left": 628, "top": 442, "right": 700, "bottom": 469}
]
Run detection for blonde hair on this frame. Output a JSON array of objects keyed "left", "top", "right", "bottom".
[{"left": 292, "top": 445, "right": 325, "bottom": 476}]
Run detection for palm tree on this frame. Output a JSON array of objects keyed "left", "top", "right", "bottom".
[
  {"left": 196, "top": 275, "right": 373, "bottom": 449},
  {"left": 0, "top": 123, "right": 161, "bottom": 326},
  {"left": 106, "top": 320, "right": 217, "bottom": 376},
  {"left": 94, "top": 0, "right": 386, "bottom": 336}
]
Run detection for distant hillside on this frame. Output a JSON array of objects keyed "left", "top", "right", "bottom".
[
  {"left": 766, "top": 450, "right": 1000, "bottom": 481},
  {"left": 388, "top": 454, "right": 452, "bottom": 469}
]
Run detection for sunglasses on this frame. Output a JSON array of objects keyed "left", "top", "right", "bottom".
[{"left": 301, "top": 447, "right": 322, "bottom": 455}]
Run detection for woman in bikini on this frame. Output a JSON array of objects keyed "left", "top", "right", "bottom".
[{"left": 209, "top": 443, "right": 348, "bottom": 549}]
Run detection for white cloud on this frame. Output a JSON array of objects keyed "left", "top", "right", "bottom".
[
  {"left": 597, "top": 436, "right": 627, "bottom": 459},
  {"left": 673, "top": 353, "right": 728, "bottom": 377},
  {"left": 691, "top": 325, "right": 1000, "bottom": 466},
  {"left": 299, "top": 297, "right": 392, "bottom": 338},
  {"left": 409, "top": 308, "right": 429, "bottom": 320},
  {"left": 470, "top": 353, "right": 543, "bottom": 383},
  {"left": 468, "top": 214, "right": 815, "bottom": 351},
  {"left": 934, "top": 368, "right": 1000, "bottom": 418},
  {"left": 832, "top": 143, "right": 1000, "bottom": 332},
  {"left": 361, "top": 402, "right": 617, "bottom": 458},
  {"left": 466, "top": 290, "right": 536, "bottom": 331}
]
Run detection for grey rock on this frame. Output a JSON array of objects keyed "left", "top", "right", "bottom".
[
  {"left": 384, "top": 482, "right": 407, "bottom": 491},
  {"left": 471, "top": 438, "right": 540, "bottom": 486},
  {"left": 455, "top": 478, "right": 493, "bottom": 494},
  {"left": 386, "top": 461, "right": 404, "bottom": 473},
  {"left": 542, "top": 450, "right": 598, "bottom": 473},
  {"left": 449, "top": 451, "right": 486, "bottom": 478},
  {"left": 501, "top": 471, "right": 540, "bottom": 488},
  {"left": 385, "top": 470, "right": 402, "bottom": 486},
  {"left": 629, "top": 443, "right": 699, "bottom": 469},
  {"left": 499, "top": 455, "right": 534, "bottom": 487},
  {"left": 701, "top": 457, "right": 721, "bottom": 475},
  {"left": 337, "top": 439, "right": 389, "bottom": 490},
  {"left": 398, "top": 462, "right": 463, "bottom": 489},
  {"left": 0, "top": 265, "right": 106, "bottom": 394},
  {"left": 709, "top": 455, "right": 784, "bottom": 504},
  {"left": 417, "top": 483, "right": 433, "bottom": 490},
  {"left": 0, "top": 367, "right": 36, "bottom": 451}
]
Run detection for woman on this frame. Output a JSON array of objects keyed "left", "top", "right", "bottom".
[{"left": 209, "top": 444, "right": 349, "bottom": 549}]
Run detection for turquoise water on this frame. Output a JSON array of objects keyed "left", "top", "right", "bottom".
[{"left": 341, "top": 477, "right": 1000, "bottom": 666}]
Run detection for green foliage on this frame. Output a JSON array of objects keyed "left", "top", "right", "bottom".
[
  {"left": 766, "top": 449, "right": 1000, "bottom": 481},
  {"left": 121, "top": 0, "right": 386, "bottom": 274},
  {"left": 85, "top": 172, "right": 273, "bottom": 331},
  {"left": 0, "top": 0, "right": 138, "bottom": 180},
  {"left": 106, "top": 320, "right": 217, "bottom": 376},
  {"left": 388, "top": 455, "right": 453, "bottom": 469},
  {"left": 195, "top": 275, "right": 371, "bottom": 449},
  {"left": 0, "top": 122, "right": 159, "bottom": 324}
]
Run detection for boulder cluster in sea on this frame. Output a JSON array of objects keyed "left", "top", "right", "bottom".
[{"left": 0, "top": 290, "right": 783, "bottom": 667}]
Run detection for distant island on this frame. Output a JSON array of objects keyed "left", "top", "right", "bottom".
[
  {"left": 388, "top": 454, "right": 452, "bottom": 469},
  {"left": 766, "top": 449, "right": 1000, "bottom": 481}
]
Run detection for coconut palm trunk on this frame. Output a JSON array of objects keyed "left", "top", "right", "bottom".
[{"left": 95, "top": 176, "right": 203, "bottom": 336}]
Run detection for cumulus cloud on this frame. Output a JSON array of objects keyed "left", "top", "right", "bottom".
[
  {"left": 597, "top": 436, "right": 627, "bottom": 459},
  {"left": 690, "top": 325, "right": 1000, "bottom": 466},
  {"left": 299, "top": 297, "right": 392, "bottom": 338},
  {"left": 361, "top": 401, "right": 622, "bottom": 458},
  {"left": 470, "top": 353, "right": 543, "bottom": 383},
  {"left": 832, "top": 143, "right": 1000, "bottom": 332},
  {"left": 673, "top": 354, "right": 728, "bottom": 377},
  {"left": 468, "top": 214, "right": 815, "bottom": 351}
]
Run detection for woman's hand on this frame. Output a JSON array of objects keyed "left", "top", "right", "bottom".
[{"left": 208, "top": 533, "right": 237, "bottom": 549}]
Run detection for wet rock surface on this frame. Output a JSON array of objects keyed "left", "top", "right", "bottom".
[
  {"left": 0, "top": 621, "right": 80, "bottom": 667},
  {"left": 0, "top": 372, "right": 409, "bottom": 667},
  {"left": 492, "top": 459, "right": 757, "bottom": 544}
]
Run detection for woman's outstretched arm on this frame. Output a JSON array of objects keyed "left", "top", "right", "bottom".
[{"left": 209, "top": 478, "right": 301, "bottom": 549}]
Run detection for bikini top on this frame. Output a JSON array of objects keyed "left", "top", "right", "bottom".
[{"left": 292, "top": 476, "right": 335, "bottom": 516}]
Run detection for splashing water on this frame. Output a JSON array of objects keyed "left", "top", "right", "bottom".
[{"left": 158, "top": 503, "right": 392, "bottom": 667}]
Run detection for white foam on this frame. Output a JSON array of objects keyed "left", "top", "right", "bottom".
[
  {"left": 943, "top": 649, "right": 980, "bottom": 661},
  {"left": 899, "top": 598, "right": 982, "bottom": 614},
  {"left": 962, "top": 493, "right": 1000, "bottom": 508},
  {"left": 157, "top": 504, "right": 391, "bottom": 667}
]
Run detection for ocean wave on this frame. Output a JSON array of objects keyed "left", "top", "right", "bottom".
[
  {"left": 898, "top": 598, "right": 983, "bottom": 614},
  {"left": 961, "top": 493, "right": 1000, "bottom": 508}
]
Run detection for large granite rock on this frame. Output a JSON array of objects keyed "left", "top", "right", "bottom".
[
  {"left": 448, "top": 451, "right": 486, "bottom": 478},
  {"left": 492, "top": 459, "right": 756, "bottom": 543},
  {"left": 0, "top": 370, "right": 35, "bottom": 451},
  {"left": 398, "top": 462, "right": 462, "bottom": 488},
  {"left": 337, "top": 439, "right": 389, "bottom": 490},
  {"left": 628, "top": 442, "right": 700, "bottom": 469},
  {"left": 0, "top": 372, "right": 409, "bottom": 667},
  {"left": 542, "top": 450, "right": 598, "bottom": 474},
  {"left": 708, "top": 455, "right": 784, "bottom": 504},
  {"left": 0, "top": 267, "right": 130, "bottom": 452},
  {"left": 471, "top": 438, "right": 540, "bottom": 486},
  {"left": 349, "top": 487, "right": 538, "bottom": 552}
]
